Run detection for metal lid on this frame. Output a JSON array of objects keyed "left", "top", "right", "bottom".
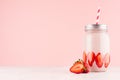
[{"left": 85, "top": 24, "right": 107, "bottom": 31}]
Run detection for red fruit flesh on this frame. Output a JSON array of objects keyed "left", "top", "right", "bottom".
[
  {"left": 88, "top": 52, "right": 95, "bottom": 67},
  {"left": 104, "top": 53, "right": 110, "bottom": 68},
  {"left": 83, "top": 62, "right": 89, "bottom": 73},
  {"left": 70, "top": 59, "right": 89, "bottom": 74},
  {"left": 70, "top": 63, "right": 84, "bottom": 74},
  {"left": 95, "top": 53, "right": 103, "bottom": 68},
  {"left": 83, "top": 51, "right": 87, "bottom": 63}
]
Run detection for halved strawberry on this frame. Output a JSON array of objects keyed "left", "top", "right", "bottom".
[
  {"left": 104, "top": 53, "right": 110, "bottom": 68},
  {"left": 83, "top": 51, "right": 87, "bottom": 63},
  {"left": 70, "top": 59, "right": 84, "bottom": 74},
  {"left": 88, "top": 52, "right": 95, "bottom": 67},
  {"left": 95, "top": 52, "right": 103, "bottom": 68},
  {"left": 70, "top": 63, "right": 84, "bottom": 74},
  {"left": 70, "top": 59, "right": 89, "bottom": 74}
]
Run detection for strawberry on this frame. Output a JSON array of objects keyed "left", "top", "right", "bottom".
[
  {"left": 83, "top": 62, "right": 89, "bottom": 73},
  {"left": 70, "top": 59, "right": 89, "bottom": 74},
  {"left": 73, "top": 59, "right": 83, "bottom": 65},
  {"left": 104, "top": 53, "right": 110, "bottom": 68},
  {"left": 95, "top": 52, "right": 103, "bottom": 68},
  {"left": 70, "top": 59, "right": 84, "bottom": 74},
  {"left": 83, "top": 51, "right": 87, "bottom": 63},
  {"left": 88, "top": 52, "right": 95, "bottom": 67},
  {"left": 70, "top": 63, "right": 84, "bottom": 74}
]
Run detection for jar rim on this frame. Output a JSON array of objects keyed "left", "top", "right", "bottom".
[{"left": 85, "top": 24, "right": 107, "bottom": 31}]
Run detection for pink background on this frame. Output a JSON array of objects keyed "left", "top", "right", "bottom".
[{"left": 0, "top": 0, "right": 119, "bottom": 66}]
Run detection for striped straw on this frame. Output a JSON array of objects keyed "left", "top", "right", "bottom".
[{"left": 96, "top": 7, "right": 101, "bottom": 25}]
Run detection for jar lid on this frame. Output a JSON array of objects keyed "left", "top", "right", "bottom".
[{"left": 85, "top": 24, "right": 107, "bottom": 31}]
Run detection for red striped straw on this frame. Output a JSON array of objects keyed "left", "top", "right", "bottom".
[{"left": 96, "top": 7, "right": 101, "bottom": 25}]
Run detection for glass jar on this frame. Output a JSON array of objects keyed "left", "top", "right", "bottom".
[{"left": 83, "top": 24, "right": 110, "bottom": 72}]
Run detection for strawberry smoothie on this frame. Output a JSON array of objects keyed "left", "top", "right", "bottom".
[{"left": 84, "top": 24, "right": 110, "bottom": 72}]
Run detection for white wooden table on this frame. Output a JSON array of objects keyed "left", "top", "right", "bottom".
[{"left": 0, "top": 67, "right": 119, "bottom": 80}]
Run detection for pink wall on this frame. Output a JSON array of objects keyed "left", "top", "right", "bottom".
[{"left": 0, "top": 0, "right": 119, "bottom": 66}]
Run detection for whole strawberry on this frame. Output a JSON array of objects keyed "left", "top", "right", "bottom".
[{"left": 83, "top": 62, "right": 90, "bottom": 73}]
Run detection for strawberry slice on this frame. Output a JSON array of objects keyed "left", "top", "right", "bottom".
[
  {"left": 70, "top": 59, "right": 89, "bottom": 74},
  {"left": 104, "top": 53, "right": 110, "bottom": 68},
  {"left": 83, "top": 51, "right": 87, "bottom": 63},
  {"left": 88, "top": 52, "right": 95, "bottom": 67},
  {"left": 70, "top": 59, "right": 84, "bottom": 74},
  {"left": 95, "top": 52, "right": 103, "bottom": 68},
  {"left": 70, "top": 63, "right": 84, "bottom": 74}
]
